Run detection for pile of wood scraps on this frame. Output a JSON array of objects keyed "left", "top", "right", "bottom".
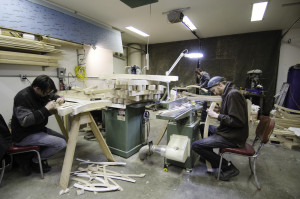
[
  {"left": 60, "top": 158, "right": 146, "bottom": 195},
  {"left": 99, "top": 74, "right": 178, "bottom": 106},
  {"left": 270, "top": 104, "right": 300, "bottom": 149},
  {"left": 272, "top": 104, "right": 300, "bottom": 128}
]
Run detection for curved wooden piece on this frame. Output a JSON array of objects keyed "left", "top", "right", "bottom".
[{"left": 204, "top": 102, "right": 216, "bottom": 172}]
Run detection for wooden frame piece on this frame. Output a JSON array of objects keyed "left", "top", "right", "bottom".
[{"left": 203, "top": 102, "right": 217, "bottom": 172}]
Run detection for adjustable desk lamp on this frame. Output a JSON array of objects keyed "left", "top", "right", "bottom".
[{"left": 165, "top": 49, "right": 203, "bottom": 100}]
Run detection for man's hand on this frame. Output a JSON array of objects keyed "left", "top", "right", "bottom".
[
  {"left": 206, "top": 108, "right": 219, "bottom": 119},
  {"left": 45, "top": 100, "right": 57, "bottom": 111},
  {"left": 56, "top": 97, "right": 65, "bottom": 105},
  {"left": 213, "top": 104, "right": 220, "bottom": 113}
]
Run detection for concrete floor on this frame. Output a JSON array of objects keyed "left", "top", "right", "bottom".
[{"left": 1, "top": 111, "right": 300, "bottom": 199}]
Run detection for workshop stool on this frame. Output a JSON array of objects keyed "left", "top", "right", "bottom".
[
  {"left": 8, "top": 144, "right": 44, "bottom": 179},
  {"left": 217, "top": 115, "right": 275, "bottom": 190}
]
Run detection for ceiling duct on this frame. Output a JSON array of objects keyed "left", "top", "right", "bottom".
[
  {"left": 120, "top": 0, "right": 158, "bottom": 8},
  {"left": 167, "top": 11, "right": 184, "bottom": 23}
]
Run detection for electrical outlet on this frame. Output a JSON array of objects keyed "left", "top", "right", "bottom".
[{"left": 20, "top": 74, "right": 27, "bottom": 80}]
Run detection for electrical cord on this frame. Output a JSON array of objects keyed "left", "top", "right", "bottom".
[
  {"left": 141, "top": 111, "right": 150, "bottom": 144},
  {"left": 74, "top": 65, "right": 87, "bottom": 87}
]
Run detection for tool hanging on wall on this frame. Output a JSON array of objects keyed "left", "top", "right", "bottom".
[{"left": 75, "top": 48, "right": 87, "bottom": 87}]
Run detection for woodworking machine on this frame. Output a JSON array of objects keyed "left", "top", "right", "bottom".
[
  {"left": 104, "top": 103, "right": 147, "bottom": 158},
  {"left": 156, "top": 97, "right": 202, "bottom": 170}
]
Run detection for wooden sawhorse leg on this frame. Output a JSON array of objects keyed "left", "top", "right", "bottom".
[{"left": 59, "top": 112, "right": 114, "bottom": 189}]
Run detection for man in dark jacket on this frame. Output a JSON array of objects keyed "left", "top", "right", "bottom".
[
  {"left": 0, "top": 114, "right": 11, "bottom": 161},
  {"left": 11, "top": 75, "right": 66, "bottom": 175},
  {"left": 192, "top": 76, "right": 248, "bottom": 181},
  {"left": 195, "top": 69, "right": 210, "bottom": 89}
]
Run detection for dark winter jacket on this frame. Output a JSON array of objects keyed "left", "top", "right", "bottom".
[
  {"left": 217, "top": 82, "right": 249, "bottom": 147},
  {"left": 11, "top": 86, "right": 59, "bottom": 142},
  {"left": 0, "top": 114, "right": 12, "bottom": 159},
  {"left": 199, "top": 71, "right": 210, "bottom": 88}
]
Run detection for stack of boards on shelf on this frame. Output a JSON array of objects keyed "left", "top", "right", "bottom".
[{"left": 270, "top": 104, "right": 300, "bottom": 149}]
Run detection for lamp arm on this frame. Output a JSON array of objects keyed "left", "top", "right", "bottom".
[{"left": 166, "top": 53, "right": 185, "bottom": 76}]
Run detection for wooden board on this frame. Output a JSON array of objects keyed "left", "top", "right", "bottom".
[
  {"left": 275, "top": 83, "right": 289, "bottom": 106},
  {"left": 182, "top": 92, "right": 222, "bottom": 102},
  {"left": 203, "top": 102, "right": 216, "bottom": 172},
  {"left": 99, "top": 74, "right": 178, "bottom": 82}
]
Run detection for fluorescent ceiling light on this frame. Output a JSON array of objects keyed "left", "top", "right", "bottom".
[
  {"left": 251, "top": 2, "right": 268, "bottom": 21},
  {"left": 126, "top": 26, "right": 149, "bottom": 37},
  {"left": 182, "top": 16, "right": 197, "bottom": 30},
  {"left": 184, "top": 53, "right": 203, "bottom": 58}
]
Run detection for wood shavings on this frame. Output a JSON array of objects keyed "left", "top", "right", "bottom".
[{"left": 59, "top": 188, "right": 70, "bottom": 195}]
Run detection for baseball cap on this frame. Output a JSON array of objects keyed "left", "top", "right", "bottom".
[{"left": 206, "top": 76, "right": 224, "bottom": 89}]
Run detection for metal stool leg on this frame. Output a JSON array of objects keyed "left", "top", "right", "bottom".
[
  {"left": 252, "top": 157, "right": 261, "bottom": 190},
  {"left": 217, "top": 153, "right": 224, "bottom": 180},
  {"left": 34, "top": 151, "right": 44, "bottom": 179},
  {"left": 0, "top": 159, "right": 5, "bottom": 185},
  {"left": 249, "top": 157, "right": 254, "bottom": 174}
]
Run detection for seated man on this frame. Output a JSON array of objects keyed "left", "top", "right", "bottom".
[
  {"left": 192, "top": 76, "right": 249, "bottom": 181},
  {"left": 11, "top": 75, "right": 66, "bottom": 175},
  {"left": 0, "top": 114, "right": 12, "bottom": 162},
  {"left": 195, "top": 69, "right": 211, "bottom": 122}
]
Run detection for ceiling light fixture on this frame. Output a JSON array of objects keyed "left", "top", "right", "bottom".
[
  {"left": 251, "top": 2, "right": 268, "bottom": 21},
  {"left": 182, "top": 16, "right": 197, "bottom": 30},
  {"left": 126, "top": 26, "right": 150, "bottom": 37}
]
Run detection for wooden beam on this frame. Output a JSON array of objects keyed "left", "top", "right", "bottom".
[
  {"left": 182, "top": 92, "right": 222, "bottom": 102},
  {"left": 99, "top": 74, "right": 178, "bottom": 82}
]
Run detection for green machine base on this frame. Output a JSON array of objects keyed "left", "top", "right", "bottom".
[
  {"left": 166, "top": 118, "right": 200, "bottom": 170},
  {"left": 104, "top": 105, "right": 145, "bottom": 158}
]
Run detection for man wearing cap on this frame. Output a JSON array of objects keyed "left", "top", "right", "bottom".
[{"left": 192, "top": 76, "right": 249, "bottom": 181}]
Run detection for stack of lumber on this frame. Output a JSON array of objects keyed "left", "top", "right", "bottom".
[
  {"left": 270, "top": 104, "right": 300, "bottom": 149},
  {"left": 0, "top": 34, "right": 61, "bottom": 53},
  {"left": 0, "top": 50, "right": 61, "bottom": 67},
  {"left": 99, "top": 74, "right": 179, "bottom": 106},
  {"left": 272, "top": 104, "right": 300, "bottom": 128},
  {"left": 0, "top": 30, "right": 62, "bottom": 67}
]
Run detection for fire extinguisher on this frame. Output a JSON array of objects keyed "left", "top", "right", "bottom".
[{"left": 59, "top": 79, "right": 65, "bottom": 90}]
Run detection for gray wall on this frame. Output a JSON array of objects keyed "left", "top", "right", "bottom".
[{"left": 148, "top": 30, "right": 282, "bottom": 114}]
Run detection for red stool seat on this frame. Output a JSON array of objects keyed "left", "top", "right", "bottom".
[
  {"left": 8, "top": 145, "right": 40, "bottom": 153},
  {"left": 220, "top": 143, "right": 255, "bottom": 156}
]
